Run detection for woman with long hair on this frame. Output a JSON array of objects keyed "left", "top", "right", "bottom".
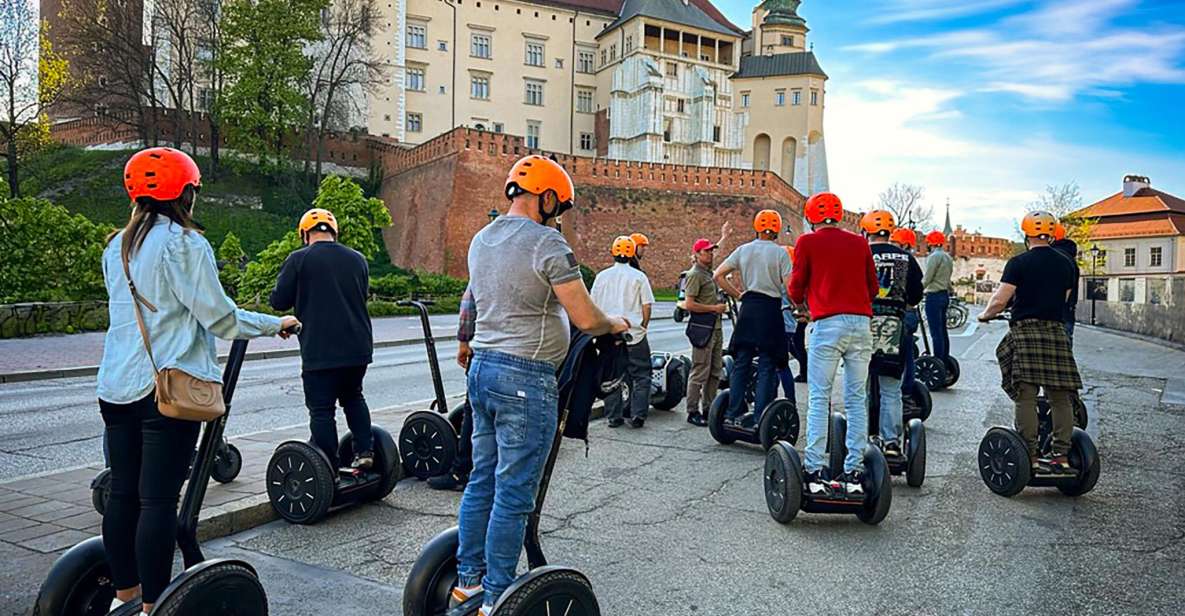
[{"left": 97, "top": 147, "right": 298, "bottom": 613}]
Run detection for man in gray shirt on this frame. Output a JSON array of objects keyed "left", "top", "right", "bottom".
[
  {"left": 922, "top": 230, "right": 954, "bottom": 363},
  {"left": 451, "top": 155, "right": 628, "bottom": 615}
]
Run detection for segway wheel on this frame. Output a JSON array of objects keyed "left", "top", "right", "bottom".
[
  {"left": 266, "top": 442, "right": 334, "bottom": 524},
  {"left": 342, "top": 426, "right": 401, "bottom": 501},
  {"left": 978, "top": 427, "right": 1031, "bottom": 497},
  {"left": 906, "top": 419, "right": 926, "bottom": 488},
  {"left": 905, "top": 380, "right": 932, "bottom": 422},
  {"left": 91, "top": 468, "right": 111, "bottom": 516},
  {"left": 211, "top": 443, "right": 243, "bottom": 484},
  {"left": 827, "top": 412, "right": 848, "bottom": 477},
  {"left": 706, "top": 390, "right": 737, "bottom": 445},
  {"left": 673, "top": 307, "right": 686, "bottom": 323},
  {"left": 33, "top": 536, "right": 115, "bottom": 616},
  {"left": 153, "top": 560, "right": 267, "bottom": 616},
  {"left": 764, "top": 442, "right": 802, "bottom": 524},
  {"left": 447, "top": 402, "right": 467, "bottom": 434},
  {"left": 943, "top": 356, "right": 960, "bottom": 387},
  {"left": 493, "top": 567, "right": 600, "bottom": 616},
  {"left": 916, "top": 356, "right": 948, "bottom": 392},
  {"left": 652, "top": 359, "right": 686, "bottom": 411},
  {"left": 1058, "top": 428, "right": 1101, "bottom": 497},
  {"left": 719, "top": 355, "right": 734, "bottom": 391},
  {"left": 399, "top": 411, "right": 459, "bottom": 480},
  {"left": 402, "top": 527, "right": 460, "bottom": 616},
  {"left": 856, "top": 446, "right": 892, "bottom": 525},
  {"left": 759, "top": 399, "right": 800, "bottom": 450},
  {"left": 1073, "top": 393, "right": 1089, "bottom": 429}
]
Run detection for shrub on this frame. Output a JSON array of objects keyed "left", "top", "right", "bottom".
[
  {"left": 0, "top": 196, "right": 112, "bottom": 303},
  {"left": 217, "top": 232, "right": 247, "bottom": 297}
]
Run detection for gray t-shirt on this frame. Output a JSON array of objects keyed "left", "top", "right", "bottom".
[
  {"left": 720, "top": 239, "right": 792, "bottom": 299},
  {"left": 468, "top": 216, "right": 582, "bottom": 367}
]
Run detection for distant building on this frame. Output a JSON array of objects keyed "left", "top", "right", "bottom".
[{"left": 917, "top": 200, "right": 1014, "bottom": 259}]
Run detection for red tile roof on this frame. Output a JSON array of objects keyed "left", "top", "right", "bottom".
[
  {"left": 1074, "top": 187, "right": 1185, "bottom": 218},
  {"left": 1088, "top": 214, "right": 1185, "bottom": 239}
]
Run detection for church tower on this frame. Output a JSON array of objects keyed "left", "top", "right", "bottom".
[{"left": 734, "top": 0, "right": 829, "bottom": 196}]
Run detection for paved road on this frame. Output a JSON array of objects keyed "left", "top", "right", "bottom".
[{"left": 0, "top": 312, "right": 684, "bottom": 480}]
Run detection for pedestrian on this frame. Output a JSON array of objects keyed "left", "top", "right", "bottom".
[
  {"left": 713, "top": 210, "right": 793, "bottom": 428},
  {"left": 863, "top": 211, "right": 923, "bottom": 459},
  {"left": 270, "top": 208, "right": 376, "bottom": 471},
  {"left": 628, "top": 232, "right": 649, "bottom": 271},
  {"left": 682, "top": 237, "right": 727, "bottom": 427},
  {"left": 591, "top": 236, "right": 656, "bottom": 428},
  {"left": 890, "top": 227, "right": 923, "bottom": 399},
  {"left": 788, "top": 192, "right": 879, "bottom": 496},
  {"left": 449, "top": 155, "right": 629, "bottom": 616},
  {"left": 980, "top": 211, "right": 1081, "bottom": 473},
  {"left": 99, "top": 148, "right": 298, "bottom": 614},
  {"left": 922, "top": 230, "right": 954, "bottom": 362}
]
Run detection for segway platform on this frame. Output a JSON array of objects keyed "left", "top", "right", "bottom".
[{"left": 707, "top": 389, "right": 799, "bottom": 450}]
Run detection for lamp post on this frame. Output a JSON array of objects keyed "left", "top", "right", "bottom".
[
  {"left": 487, "top": 208, "right": 499, "bottom": 224},
  {"left": 1089, "top": 244, "right": 1101, "bottom": 325}
]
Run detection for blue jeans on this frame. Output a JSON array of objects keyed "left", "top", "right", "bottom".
[
  {"left": 877, "top": 375, "right": 904, "bottom": 444},
  {"left": 727, "top": 343, "right": 778, "bottom": 420},
  {"left": 776, "top": 332, "right": 797, "bottom": 403},
  {"left": 804, "top": 315, "right": 873, "bottom": 474},
  {"left": 457, "top": 351, "right": 558, "bottom": 607},
  {"left": 924, "top": 292, "right": 950, "bottom": 361},
  {"left": 900, "top": 309, "right": 919, "bottom": 394}
]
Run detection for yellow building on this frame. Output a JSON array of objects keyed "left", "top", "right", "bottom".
[{"left": 368, "top": 0, "right": 829, "bottom": 194}]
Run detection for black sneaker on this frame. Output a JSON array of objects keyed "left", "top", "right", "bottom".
[
  {"left": 738, "top": 413, "right": 758, "bottom": 430},
  {"left": 350, "top": 452, "right": 374, "bottom": 470},
  {"left": 630, "top": 417, "right": 645, "bottom": 428},
  {"left": 804, "top": 470, "right": 830, "bottom": 496},
  {"left": 686, "top": 412, "right": 708, "bottom": 427},
  {"left": 427, "top": 472, "right": 468, "bottom": 491},
  {"left": 839, "top": 470, "right": 865, "bottom": 496},
  {"left": 607, "top": 418, "right": 624, "bottom": 428}
]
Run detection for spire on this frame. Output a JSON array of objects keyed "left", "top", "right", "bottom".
[
  {"left": 762, "top": 0, "right": 808, "bottom": 29},
  {"left": 943, "top": 198, "right": 953, "bottom": 235}
]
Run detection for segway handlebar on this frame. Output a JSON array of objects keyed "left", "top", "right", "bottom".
[{"left": 397, "top": 299, "right": 449, "bottom": 412}]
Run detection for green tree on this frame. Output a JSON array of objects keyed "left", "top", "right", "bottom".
[
  {"left": 217, "top": 231, "right": 247, "bottom": 297},
  {"left": 1027, "top": 182, "right": 1099, "bottom": 267},
  {"left": 236, "top": 175, "right": 391, "bottom": 302},
  {"left": 217, "top": 0, "right": 327, "bottom": 168},
  {"left": 0, "top": 196, "right": 110, "bottom": 302}
]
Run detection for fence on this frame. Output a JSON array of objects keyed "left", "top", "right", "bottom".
[{"left": 1083, "top": 276, "right": 1185, "bottom": 344}]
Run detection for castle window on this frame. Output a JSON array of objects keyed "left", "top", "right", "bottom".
[
  {"left": 782, "top": 35, "right": 794, "bottom": 47},
  {"left": 792, "top": 89, "right": 802, "bottom": 105},
  {"left": 775, "top": 90, "right": 785, "bottom": 106},
  {"left": 525, "top": 79, "right": 544, "bottom": 105},
  {"left": 713, "top": 126, "right": 721, "bottom": 142},
  {"left": 576, "top": 88, "right": 594, "bottom": 113},
  {"left": 578, "top": 50, "right": 595, "bottom": 73},
  {"left": 526, "top": 121, "right": 541, "bottom": 148},
  {"left": 407, "top": 112, "right": 422, "bottom": 132},
  {"left": 666, "top": 62, "right": 678, "bottom": 77},
  {"left": 471, "top": 75, "right": 490, "bottom": 99},
  {"left": 626, "top": 36, "right": 633, "bottom": 52},
  {"left": 740, "top": 91, "right": 750, "bottom": 107},
  {"left": 407, "top": 23, "right": 427, "bottom": 49},
  {"left": 676, "top": 99, "right": 685, "bottom": 113},
  {"left": 811, "top": 89, "right": 819, "bottom": 105},
  {"left": 526, "top": 42, "right": 544, "bottom": 66},
  {"left": 407, "top": 66, "right": 425, "bottom": 91},
  {"left": 580, "top": 132, "right": 594, "bottom": 151},
  {"left": 1124, "top": 248, "right": 1136, "bottom": 267},
  {"left": 1150, "top": 246, "right": 1163, "bottom": 267},
  {"left": 471, "top": 33, "right": 491, "bottom": 59}
]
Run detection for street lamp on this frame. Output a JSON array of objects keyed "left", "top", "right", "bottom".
[
  {"left": 487, "top": 208, "right": 499, "bottom": 224},
  {"left": 1089, "top": 244, "right": 1101, "bottom": 325}
]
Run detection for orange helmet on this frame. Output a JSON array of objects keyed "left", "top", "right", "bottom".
[
  {"left": 1053, "top": 222, "right": 1067, "bottom": 241},
  {"left": 925, "top": 231, "right": 946, "bottom": 246},
  {"left": 124, "top": 147, "right": 201, "bottom": 203},
  {"left": 804, "top": 192, "right": 843, "bottom": 225},
  {"left": 860, "top": 210, "right": 896, "bottom": 236},
  {"left": 299, "top": 208, "right": 339, "bottom": 237},
  {"left": 754, "top": 209, "right": 783, "bottom": 234},
  {"left": 629, "top": 233, "right": 650, "bottom": 248},
  {"left": 505, "top": 155, "right": 574, "bottom": 214},
  {"left": 611, "top": 235, "right": 637, "bottom": 258},
  {"left": 890, "top": 228, "right": 917, "bottom": 248},
  {"left": 784, "top": 245, "right": 795, "bottom": 261},
  {"left": 1022, "top": 211, "right": 1058, "bottom": 239}
]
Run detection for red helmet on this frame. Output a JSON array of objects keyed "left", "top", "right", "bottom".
[
  {"left": 804, "top": 192, "right": 843, "bottom": 225},
  {"left": 890, "top": 228, "right": 917, "bottom": 248},
  {"left": 124, "top": 147, "right": 201, "bottom": 203},
  {"left": 925, "top": 231, "right": 946, "bottom": 246},
  {"left": 860, "top": 210, "right": 896, "bottom": 236},
  {"left": 753, "top": 210, "right": 783, "bottom": 234}
]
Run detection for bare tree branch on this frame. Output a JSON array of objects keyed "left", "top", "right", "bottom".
[{"left": 876, "top": 182, "right": 934, "bottom": 229}]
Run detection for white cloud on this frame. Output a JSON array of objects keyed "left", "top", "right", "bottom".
[{"left": 865, "top": 0, "right": 1029, "bottom": 25}]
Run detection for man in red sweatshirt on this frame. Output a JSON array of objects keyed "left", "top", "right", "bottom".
[{"left": 788, "top": 192, "right": 879, "bottom": 497}]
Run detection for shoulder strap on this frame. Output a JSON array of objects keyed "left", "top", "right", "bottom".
[{"left": 121, "top": 233, "right": 161, "bottom": 375}]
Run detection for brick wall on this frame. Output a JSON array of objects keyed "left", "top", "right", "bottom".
[{"left": 374, "top": 127, "right": 808, "bottom": 286}]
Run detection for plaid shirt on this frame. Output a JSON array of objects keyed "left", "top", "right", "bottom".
[
  {"left": 457, "top": 286, "right": 476, "bottom": 342},
  {"left": 996, "top": 318, "right": 1082, "bottom": 400}
]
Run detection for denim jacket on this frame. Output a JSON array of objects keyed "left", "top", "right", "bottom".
[{"left": 97, "top": 218, "right": 283, "bottom": 404}]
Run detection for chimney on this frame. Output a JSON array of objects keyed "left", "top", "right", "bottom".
[{"left": 1123, "top": 174, "right": 1150, "bottom": 198}]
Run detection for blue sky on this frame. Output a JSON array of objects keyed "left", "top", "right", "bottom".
[{"left": 717, "top": 0, "right": 1185, "bottom": 237}]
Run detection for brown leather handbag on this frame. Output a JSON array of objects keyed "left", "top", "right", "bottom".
[{"left": 122, "top": 236, "right": 226, "bottom": 422}]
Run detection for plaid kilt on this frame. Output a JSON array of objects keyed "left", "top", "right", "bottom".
[{"left": 996, "top": 318, "right": 1082, "bottom": 401}]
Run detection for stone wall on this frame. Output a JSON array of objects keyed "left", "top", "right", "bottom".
[
  {"left": 0, "top": 302, "right": 108, "bottom": 339},
  {"left": 374, "top": 127, "right": 808, "bottom": 286},
  {"left": 1087, "top": 276, "right": 1185, "bottom": 344}
]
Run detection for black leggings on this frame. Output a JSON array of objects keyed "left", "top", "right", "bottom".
[{"left": 100, "top": 394, "right": 200, "bottom": 603}]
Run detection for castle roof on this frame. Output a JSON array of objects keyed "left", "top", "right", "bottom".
[
  {"left": 597, "top": 0, "right": 745, "bottom": 40},
  {"left": 732, "top": 51, "right": 826, "bottom": 79}
]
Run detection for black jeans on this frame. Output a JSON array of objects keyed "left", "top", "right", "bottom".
[
  {"left": 302, "top": 365, "right": 374, "bottom": 468},
  {"left": 100, "top": 394, "right": 200, "bottom": 603}
]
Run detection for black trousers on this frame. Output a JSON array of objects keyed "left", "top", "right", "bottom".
[
  {"left": 100, "top": 394, "right": 200, "bottom": 603},
  {"left": 792, "top": 320, "right": 808, "bottom": 377},
  {"left": 302, "top": 365, "right": 374, "bottom": 468}
]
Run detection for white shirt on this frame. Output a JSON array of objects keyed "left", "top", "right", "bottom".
[{"left": 590, "top": 262, "right": 655, "bottom": 344}]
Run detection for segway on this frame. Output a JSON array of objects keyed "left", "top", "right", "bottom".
[
  {"left": 764, "top": 412, "right": 893, "bottom": 525},
  {"left": 673, "top": 271, "right": 688, "bottom": 322},
  {"left": 867, "top": 374, "right": 926, "bottom": 487},
  {"left": 402, "top": 332, "right": 625, "bottom": 616},
  {"left": 91, "top": 438, "right": 242, "bottom": 516},
  {"left": 915, "top": 307, "right": 959, "bottom": 391},
  {"left": 397, "top": 299, "right": 466, "bottom": 479},
  {"left": 706, "top": 363, "right": 799, "bottom": 451},
  {"left": 35, "top": 336, "right": 279, "bottom": 616},
  {"left": 902, "top": 379, "right": 933, "bottom": 423},
  {"left": 649, "top": 352, "right": 690, "bottom": 411}
]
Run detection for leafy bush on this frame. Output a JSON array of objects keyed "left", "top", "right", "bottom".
[
  {"left": 217, "top": 232, "right": 247, "bottom": 297},
  {"left": 413, "top": 271, "right": 468, "bottom": 296},
  {"left": 0, "top": 196, "right": 112, "bottom": 303},
  {"left": 370, "top": 273, "right": 414, "bottom": 299},
  {"left": 579, "top": 264, "right": 595, "bottom": 290}
]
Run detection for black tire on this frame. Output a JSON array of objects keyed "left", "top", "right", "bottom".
[
  {"left": 906, "top": 419, "right": 926, "bottom": 488},
  {"left": 342, "top": 427, "right": 401, "bottom": 501},
  {"left": 266, "top": 441, "right": 335, "bottom": 524},
  {"left": 916, "top": 356, "right": 948, "bottom": 392},
  {"left": 856, "top": 447, "right": 892, "bottom": 525},
  {"left": 759, "top": 399, "right": 799, "bottom": 450},
  {"left": 447, "top": 402, "right": 466, "bottom": 434},
  {"left": 905, "top": 380, "right": 933, "bottom": 423},
  {"left": 399, "top": 412, "right": 459, "bottom": 480},
  {"left": 978, "top": 427, "right": 1031, "bottom": 497},
  {"left": 1072, "top": 393, "right": 1089, "bottom": 429},
  {"left": 652, "top": 360, "right": 686, "bottom": 411},
  {"left": 673, "top": 307, "right": 686, "bottom": 323},
  {"left": 493, "top": 568, "right": 600, "bottom": 616},
  {"left": 719, "top": 355, "right": 734, "bottom": 391},
  {"left": 827, "top": 412, "right": 847, "bottom": 477},
  {"left": 33, "top": 537, "right": 114, "bottom": 616},
  {"left": 154, "top": 561, "right": 268, "bottom": 616},
  {"left": 211, "top": 443, "right": 243, "bottom": 484},
  {"left": 764, "top": 442, "right": 802, "bottom": 524},
  {"left": 91, "top": 468, "right": 111, "bottom": 516},
  {"left": 706, "top": 390, "right": 737, "bottom": 445},
  {"left": 943, "top": 356, "right": 961, "bottom": 387},
  {"left": 1058, "top": 428, "right": 1101, "bottom": 497},
  {"left": 402, "top": 527, "right": 460, "bottom": 616}
]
